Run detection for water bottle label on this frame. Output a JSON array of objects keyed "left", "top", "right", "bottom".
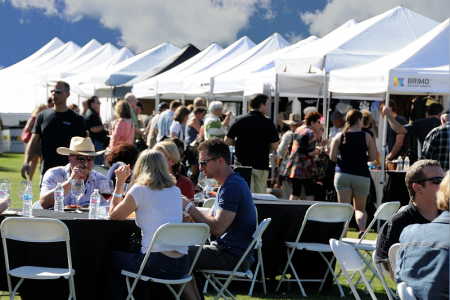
[
  {"left": 23, "top": 195, "right": 33, "bottom": 201},
  {"left": 91, "top": 198, "right": 100, "bottom": 204},
  {"left": 55, "top": 192, "right": 63, "bottom": 197},
  {"left": 0, "top": 190, "right": 6, "bottom": 197}
]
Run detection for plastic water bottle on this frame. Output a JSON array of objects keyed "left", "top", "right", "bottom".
[
  {"left": 0, "top": 183, "right": 8, "bottom": 199},
  {"left": 89, "top": 189, "right": 101, "bottom": 219},
  {"left": 397, "top": 156, "right": 403, "bottom": 171},
  {"left": 404, "top": 156, "right": 410, "bottom": 171},
  {"left": 22, "top": 186, "right": 33, "bottom": 217},
  {"left": 54, "top": 183, "right": 64, "bottom": 212}
]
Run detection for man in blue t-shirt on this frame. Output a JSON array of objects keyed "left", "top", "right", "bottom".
[{"left": 182, "top": 138, "right": 256, "bottom": 300}]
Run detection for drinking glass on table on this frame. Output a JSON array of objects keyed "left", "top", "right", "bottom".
[
  {"left": 197, "top": 172, "right": 207, "bottom": 199},
  {"left": 100, "top": 180, "right": 113, "bottom": 200},
  {"left": 0, "top": 179, "right": 11, "bottom": 211},
  {"left": 122, "top": 183, "right": 130, "bottom": 197},
  {"left": 71, "top": 179, "right": 85, "bottom": 213}
]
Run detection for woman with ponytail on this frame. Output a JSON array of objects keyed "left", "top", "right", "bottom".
[{"left": 330, "top": 109, "right": 377, "bottom": 237}]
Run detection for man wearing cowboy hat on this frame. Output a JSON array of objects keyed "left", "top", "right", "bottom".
[
  {"left": 277, "top": 114, "right": 303, "bottom": 198},
  {"left": 39, "top": 137, "right": 108, "bottom": 209}
]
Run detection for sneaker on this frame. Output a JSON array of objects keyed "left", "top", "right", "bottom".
[{"left": 358, "top": 230, "right": 366, "bottom": 239}]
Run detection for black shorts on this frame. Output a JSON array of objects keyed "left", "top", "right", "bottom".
[{"left": 188, "top": 244, "right": 252, "bottom": 273}]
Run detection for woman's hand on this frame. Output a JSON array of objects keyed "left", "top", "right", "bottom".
[
  {"left": 114, "top": 164, "right": 131, "bottom": 184},
  {"left": 321, "top": 138, "right": 329, "bottom": 146}
]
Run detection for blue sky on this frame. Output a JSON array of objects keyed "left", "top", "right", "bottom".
[{"left": 0, "top": 0, "right": 448, "bottom": 69}]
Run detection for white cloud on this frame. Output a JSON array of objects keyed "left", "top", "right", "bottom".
[
  {"left": 6, "top": 0, "right": 274, "bottom": 51},
  {"left": 0, "top": 66, "right": 4, "bottom": 70},
  {"left": 285, "top": 31, "right": 302, "bottom": 43},
  {"left": 300, "top": 0, "right": 450, "bottom": 37}
]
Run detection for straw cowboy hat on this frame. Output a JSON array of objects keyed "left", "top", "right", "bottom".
[
  {"left": 57, "top": 137, "right": 105, "bottom": 156},
  {"left": 282, "top": 113, "right": 302, "bottom": 125}
]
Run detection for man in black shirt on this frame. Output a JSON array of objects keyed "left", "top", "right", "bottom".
[
  {"left": 21, "top": 81, "right": 86, "bottom": 181},
  {"left": 374, "top": 159, "right": 444, "bottom": 280},
  {"left": 84, "top": 96, "right": 107, "bottom": 165},
  {"left": 380, "top": 100, "right": 409, "bottom": 160},
  {"left": 225, "top": 93, "right": 279, "bottom": 193},
  {"left": 382, "top": 102, "right": 443, "bottom": 152}
]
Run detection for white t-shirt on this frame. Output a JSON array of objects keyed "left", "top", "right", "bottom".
[
  {"left": 129, "top": 184, "right": 187, "bottom": 254},
  {"left": 170, "top": 121, "right": 184, "bottom": 141}
]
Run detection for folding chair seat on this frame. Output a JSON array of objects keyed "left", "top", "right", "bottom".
[
  {"left": 0, "top": 217, "right": 76, "bottom": 299},
  {"left": 342, "top": 202, "right": 400, "bottom": 297},
  {"left": 122, "top": 223, "right": 210, "bottom": 300},
  {"left": 275, "top": 203, "right": 354, "bottom": 297},
  {"left": 329, "top": 239, "right": 377, "bottom": 300},
  {"left": 199, "top": 218, "right": 271, "bottom": 300}
]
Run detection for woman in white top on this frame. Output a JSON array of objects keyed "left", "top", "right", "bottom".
[
  {"left": 170, "top": 106, "right": 190, "bottom": 141},
  {"left": 107, "top": 149, "right": 189, "bottom": 300}
]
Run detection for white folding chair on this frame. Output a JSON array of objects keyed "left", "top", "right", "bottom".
[
  {"left": 275, "top": 203, "right": 354, "bottom": 297},
  {"left": 389, "top": 243, "right": 400, "bottom": 275},
  {"left": 0, "top": 217, "right": 76, "bottom": 300},
  {"left": 397, "top": 282, "right": 417, "bottom": 300},
  {"left": 373, "top": 250, "right": 396, "bottom": 300},
  {"left": 122, "top": 223, "right": 210, "bottom": 300},
  {"left": 199, "top": 218, "right": 272, "bottom": 300},
  {"left": 329, "top": 239, "right": 377, "bottom": 300},
  {"left": 202, "top": 198, "right": 215, "bottom": 209},
  {"left": 342, "top": 202, "right": 400, "bottom": 295}
]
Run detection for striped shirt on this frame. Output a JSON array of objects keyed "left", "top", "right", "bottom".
[
  {"left": 204, "top": 114, "right": 226, "bottom": 140},
  {"left": 422, "top": 123, "right": 449, "bottom": 172}
]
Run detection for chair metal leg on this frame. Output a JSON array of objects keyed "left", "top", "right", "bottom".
[
  {"left": 248, "top": 260, "right": 259, "bottom": 296},
  {"left": 11, "top": 278, "right": 24, "bottom": 300},
  {"left": 288, "top": 260, "right": 307, "bottom": 297},
  {"left": 374, "top": 263, "right": 397, "bottom": 300},
  {"left": 202, "top": 273, "right": 229, "bottom": 300},
  {"left": 276, "top": 247, "right": 295, "bottom": 292},
  {"left": 165, "top": 284, "right": 181, "bottom": 300},
  {"left": 358, "top": 270, "right": 378, "bottom": 300},
  {"left": 341, "top": 266, "right": 361, "bottom": 300},
  {"left": 69, "top": 275, "right": 76, "bottom": 300},
  {"left": 203, "top": 275, "right": 209, "bottom": 294},
  {"left": 318, "top": 253, "right": 344, "bottom": 297},
  {"left": 125, "top": 276, "right": 136, "bottom": 300},
  {"left": 258, "top": 245, "right": 267, "bottom": 294},
  {"left": 210, "top": 274, "right": 236, "bottom": 300}
]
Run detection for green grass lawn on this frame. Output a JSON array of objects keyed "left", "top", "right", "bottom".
[{"left": 0, "top": 153, "right": 396, "bottom": 300}]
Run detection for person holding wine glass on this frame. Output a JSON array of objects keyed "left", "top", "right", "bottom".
[{"left": 39, "top": 137, "right": 108, "bottom": 209}]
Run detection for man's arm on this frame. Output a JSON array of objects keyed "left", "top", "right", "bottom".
[
  {"left": 224, "top": 136, "right": 235, "bottom": 146},
  {"left": 387, "top": 134, "right": 405, "bottom": 160},
  {"left": 0, "top": 197, "right": 11, "bottom": 214},
  {"left": 269, "top": 141, "right": 279, "bottom": 151},
  {"left": 134, "top": 127, "right": 144, "bottom": 137},
  {"left": 183, "top": 199, "right": 235, "bottom": 237},
  {"left": 21, "top": 133, "right": 41, "bottom": 179},
  {"left": 382, "top": 107, "right": 408, "bottom": 134},
  {"left": 89, "top": 125, "right": 105, "bottom": 133}
]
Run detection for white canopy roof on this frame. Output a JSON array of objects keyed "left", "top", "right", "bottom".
[
  {"left": 183, "top": 33, "right": 290, "bottom": 95},
  {"left": 275, "top": 6, "right": 439, "bottom": 74},
  {"left": 132, "top": 43, "right": 223, "bottom": 98},
  {"left": 46, "top": 42, "right": 119, "bottom": 81},
  {"left": 329, "top": 19, "right": 450, "bottom": 95},
  {"left": 91, "top": 42, "right": 180, "bottom": 86},
  {"left": 66, "top": 47, "right": 135, "bottom": 97}
]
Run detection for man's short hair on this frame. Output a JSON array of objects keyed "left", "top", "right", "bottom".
[
  {"left": 169, "top": 99, "right": 182, "bottom": 110},
  {"left": 193, "top": 97, "right": 206, "bottom": 107},
  {"left": 193, "top": 106, "right": 207, "bottom": 115},
  {"left": 249, "top": 93, "right": 268, "bottom": 109},
  {"left": 197, "top": 138, "right": 231, "bottom": 165},
  {"left": 124, "top": 93, "right": 135, "bottom": 101},
  {"left": 87, "top": 96, "right": 97, "bottom": 109},
  {"left": 158, "top": 102, "right": 169, "bottom": 112},
  {"left": 47, "top": 97, "right": 53, "bottom": 104},
  {"left": 56, "top": 80, "right": 70, "bottom": 93},
  {"left": 427, "top": 102, "right": 444, "bottom": 115},
  {"left": 405, "top": 159, "right": 441, "bottom": 200},
  {"left": 208, "top": 101, "right": 223, "bottom": 113},
  {"left": 388, "top": 99, "right": 396, "bottom": 111}
]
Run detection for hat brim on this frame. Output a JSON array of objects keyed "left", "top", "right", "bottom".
[
  {"left": 56, "top": 148, "right": 105, "bottom": 156},
  {"left": 282, "top": 120, "right": 302, "bottom": 125}
]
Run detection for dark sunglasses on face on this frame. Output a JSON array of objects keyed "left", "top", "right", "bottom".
[
  {"left": 199, "top": 157, "right": 221, "bottom": 168},
  {"left": 70, "top": 155, "right": 95, "bottom": 162},
  {"left": 415, "top": 177, "right": 444, "bottom": 185},
  {"left": 51, "top": 89, "right": 63, "bottom": 94}
]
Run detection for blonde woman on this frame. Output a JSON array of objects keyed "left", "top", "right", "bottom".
[
  {"left": 153, "top": 141, "right": 195, "bottom": 199},
  {"left": 24, "top": 104, "right": 48, "bottom": 181},
  {"left": 108, "top": 150, "right": 189, "bottom": 299},
  {"left": 109, "top": 100, "right": 135, "bottom": 150}
]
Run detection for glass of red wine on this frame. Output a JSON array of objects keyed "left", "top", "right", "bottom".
[{"left": 100, "top": 180, "right": 113, "bottom": 201}]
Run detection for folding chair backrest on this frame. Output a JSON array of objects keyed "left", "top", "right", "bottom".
[
  {"left": 397, "top": 282, "right": 417, "bottom": 300},
  {"left": 375, "top": 202, "right": 401, "bottom": 221},
  {"left": 252, "top": 193, "right": 277, "bottom": 201},
  {"left": 1, "top": 217, "right": 69, "bottom": 243},
  {"left": 150, "top": 223, "right": 210, "bottom": 248},
  {"left": 389, "top": 243, "right": 400, "bottom": 272},
  {"left": 202, "top": 198, "right": 215, "bottom": 209},
  {"left": 329, "top": 239, "right": 363, "bottom": 272},
  {"left": 305, "top": 203, "right": 354, "bottom": 223}
]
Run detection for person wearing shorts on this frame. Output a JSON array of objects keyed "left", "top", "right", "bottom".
[{"left": 330, "top": 109, "right": 377, "bottom": 237}]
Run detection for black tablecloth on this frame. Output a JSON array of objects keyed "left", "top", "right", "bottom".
[
  {"left": 384, "top": 171, "right": 409, "bottom": 207},
  {"left": 0, "top": 201, "right": 343, "bottom": 298}
]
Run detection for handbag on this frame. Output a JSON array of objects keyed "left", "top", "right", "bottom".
[{"left": 21, "top": 129, "right": 32, "bottom": 143}]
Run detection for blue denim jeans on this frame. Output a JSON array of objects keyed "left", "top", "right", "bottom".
[
  {"left": 107, "top": 251, "right": 190, "bottom": 300},
  {"left": 93, "top": 140, "right": 104, "bottom": 165}
]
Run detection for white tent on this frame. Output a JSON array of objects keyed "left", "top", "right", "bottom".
[
  {"left": 155, "top": 36, "right": 256, "bottom": 98},
  {"left": 91, "top": 42, "right": 180, "bottom": 86},
  {"left": 183, "top": 33, "right": 291, "bottom": 96},
  {"left": 66, "top": 47, "right": 135, "bottom": 97},
  {"left": 274, "top": 6, "right": 439, "bottom": 74},
  {"left": 132, "top": 43, "right": 223, "bottom": 98},
  {"left": 46, "top": 42, "right": 119, "bottom": 81}
]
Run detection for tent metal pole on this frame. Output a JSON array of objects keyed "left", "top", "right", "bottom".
[
  {"left": 242, "top": 95, "right": 248, "bottom": 114},
  {"left": 377, "top": 90, "right": 390, "bottom": 231},
  {"left": 181, "top": 94, "right": 186, "bottom": 105},
  {"left": 323, "top": 71, "right": 330, "bottom": 138},
  {"left": 271, "top": 74, "right": 280, "bottom": 187}
]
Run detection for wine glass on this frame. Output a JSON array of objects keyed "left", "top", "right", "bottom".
[
  {"left": 100, "top": 180, "right": 113, "bottom": 201},
  {"left": 71, "top": 179, "right": 85, "bottom": 213},
  {"left": 18, "top": 180, "right": 31, "bottom": 199},
  {"left": 0, "top": 179, "right": 11, "bottom": 211},
  {"left": 197, "top": 172, "right": 207, "bottom": 200},
  {"left": 122, "top": 183, "right": 130, "bottom": 197}
]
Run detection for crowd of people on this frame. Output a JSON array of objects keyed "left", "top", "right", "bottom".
[{"left": 5, "top": 79, "right": 448, "bottom": 299}]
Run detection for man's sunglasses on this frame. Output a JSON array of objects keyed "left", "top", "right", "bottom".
[
  {"left": 199, "top": 157, "right": 221, "bottom": 168},
  {"left": 415, "top": 177, "right": 444, "bottom": 185},
  {"left": 70, "top": 155, "right": 95, "bottom": 162},
  {"left": 51, "top": 89, "right": 63, "bottom": 94}
]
